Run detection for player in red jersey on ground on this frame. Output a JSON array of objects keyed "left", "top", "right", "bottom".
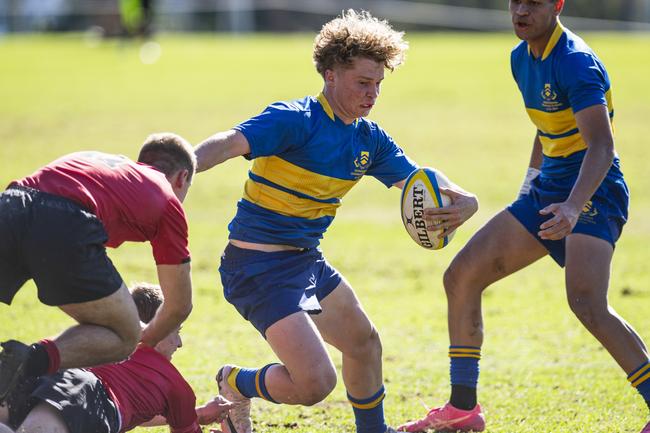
[{"left": 0, "top": 283, "right": 233, "bottom": 433}]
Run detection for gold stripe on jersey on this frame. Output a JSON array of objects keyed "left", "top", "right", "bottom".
[
  {"left": 250, "top": 156, "right": 359, "bottom": 202},
  {"left": 527, "top": 89, "right": 614, "bottom": 158},
  {"left": 243, "top": 180, "right": 340, "bottom": 219}
]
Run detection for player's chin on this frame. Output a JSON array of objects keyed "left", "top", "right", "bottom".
[
  {"left": 513, "top": 25, "right": 529, "bottom": 39},
  {"left": 358, "top": 107, "right": 373, "bottom": 118}
]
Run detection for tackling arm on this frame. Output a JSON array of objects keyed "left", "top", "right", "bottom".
[
  {"left": 140, "top": 263, "right": 193, "bottom": 347},
  {"left": 194, "top": 130, "right": 251, "bottom": 172},
  {"left": 138, "top": 396, "right": 233, "bottom": 428}
]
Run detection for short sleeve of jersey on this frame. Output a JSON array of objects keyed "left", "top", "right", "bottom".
[
  {"left": 150, "top": 198, "right": 191, "bottom": 265},
  {"left": 233, "top": 102, "right": 307, "bottom": 159},
  {"left": 166, "top": 380, "right": 201, "bottom": 433},
  {"left": 365, "top": 127, "right": 418, "bottom": 187},
  {"left": 558, "top": 52, "right": 608, "bottom": 114}
]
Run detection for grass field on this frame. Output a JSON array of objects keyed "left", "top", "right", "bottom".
[{"left": 1, "top": 31, "right": 649, "bottom": 432}]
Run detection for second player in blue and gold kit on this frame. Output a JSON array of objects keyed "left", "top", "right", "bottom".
[
  {"left": 194, "top": 10, "right": 478, "bottom": 433},
  {"left": 507, "top": 20, "right": 628, "bottom": 265},
  {"left": 397, "top": 2, "right": 650, "bottom": 433}
]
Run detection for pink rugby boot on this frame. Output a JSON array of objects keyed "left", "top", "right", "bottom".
[{"left": 397, "top": 402, "right": 485, "bottom": 432}]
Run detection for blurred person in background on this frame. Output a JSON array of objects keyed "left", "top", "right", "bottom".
[{"left": 120, "top": 0, "right": 154, "bottom": 37}]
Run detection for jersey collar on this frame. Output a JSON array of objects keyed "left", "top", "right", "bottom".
[
  {"left": 316, "top": 92, "right": 336, "bottom": 121},
  {"left": 316, "top": 92, "right": 361, "bottom": 126},
  {"left": 528, "top": 20, "right": 565, "bottom": 61}
]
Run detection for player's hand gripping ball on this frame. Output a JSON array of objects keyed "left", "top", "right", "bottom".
[{"left": 400, "top": 167, "right": 455, "bottom": 250}]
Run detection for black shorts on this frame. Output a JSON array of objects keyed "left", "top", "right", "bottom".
[
  {"left": 7, "top": 369, "right": 121, "bottom": 433},
  {"left": 0, "top": 185, "right": 123, "bottom": 306}
]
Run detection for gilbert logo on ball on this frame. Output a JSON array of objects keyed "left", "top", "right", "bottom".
[{"left": 400, "top": 167, "right": 455, "bottom": 250}]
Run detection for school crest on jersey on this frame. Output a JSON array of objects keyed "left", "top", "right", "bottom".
[
  {"left": 541, "top": 83, "right": 563, "bottom": 111},
  {"left": 351, "top": 151, "right": 370, "bottom": 177}
]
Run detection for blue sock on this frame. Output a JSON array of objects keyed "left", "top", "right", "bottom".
[
  {"left": 628, "top": 361, "right": 650, "bottom": 410},
  {"left": 449, "top": 346, "right": 480, "bottom": 410},
  {"left": 230, "top": 364, "right": 279, "bottom": 403},
  {"left": 348, "top": 385, "right": 387, "bottom": 433},
  {"left": 449, "top": 346, "right": 481, "bottom": 387}
]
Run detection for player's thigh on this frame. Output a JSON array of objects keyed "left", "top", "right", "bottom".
[
  {"left": 565, "top": 233, "right": 613, "bottom": 299},
  {"left": 448, "top": 210, "right": 548, "bottom": 289},
  {"left": 18, "top": 403, "right": 70, "bottom": 433},
  {"left": 265, "top": 311, "right": 335, "bottom": 383},
  {"left": 58, "top": 282, "right": 140, "bottom": 340},
  {"left": 311, "top": 279, "right": 375, "bottom": 354}
]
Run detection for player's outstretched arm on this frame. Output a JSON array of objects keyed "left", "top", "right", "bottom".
[
  {"left": 139, "top": 396, "right": 233, "bottom": 429},
  {"left": 140, "top": 263, "right": 193, "bottom": 347},
  {"left": 196, "top": 395, "right": 234, "bottom": 425},
  {"left": 194, "top": 130, "right": 251, "bottom": 173}
]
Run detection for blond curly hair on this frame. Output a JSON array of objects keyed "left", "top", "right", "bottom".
[{"left": 313, "top": 9, "right": 408, "bottom": 76}]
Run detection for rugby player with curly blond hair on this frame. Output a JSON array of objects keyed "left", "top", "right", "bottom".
[{"left": 195, "top": 10, "right": 478, "bottom": 433}]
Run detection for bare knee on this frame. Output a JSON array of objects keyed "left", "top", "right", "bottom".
[
  {"left": 444, "top": 255, "right": 479, "bottom": 301},
  {"left": 567, "top": 286, "right": 609, "bottom": 329},
  {"left": 107, "top": 290, "right": 143, "bottom": 359},
  {"left": 98, "top": 303, "right": 141, "bottom": 361},
  {"left": 444, "top": 250, "right": 505, "bottom": 302},
  {"left": 296, "top": 366, "right": 337, "bottom": 406},
  {"left": 343, "top": 326, "right": 382, "bottom": 364},
  {"left": 113, "top": 323, "right": 141, "bottom": 359}
]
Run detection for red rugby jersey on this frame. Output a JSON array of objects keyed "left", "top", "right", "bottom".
[
  {"left": 91, "top": 345, "right": 201, "bottom": 433},
  {"left": 13, "top": 151, "right": 190, "bottom": 265}
]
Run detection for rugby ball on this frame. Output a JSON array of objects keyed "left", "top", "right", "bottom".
[{"left": 400, "top": 167, "right": 455, "bottom": 250}]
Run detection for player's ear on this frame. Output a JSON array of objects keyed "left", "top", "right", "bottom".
[
  {"left": 324, "top": 68, "right": 336, "bottom": 87},
  {"left": 171, "top": 169, "right": 189, "bottom": 189}
]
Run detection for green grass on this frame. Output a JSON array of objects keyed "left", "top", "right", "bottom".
[{"left": 1, "top": 32, "right": 650, "bottom": 432}]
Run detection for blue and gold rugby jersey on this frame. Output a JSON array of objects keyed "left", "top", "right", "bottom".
[
  {"left": 228, "top": 93, "right": 418, "bottom": 248},
  {"left": 511, "top": 22, "right": 620, "bottom": 178}
]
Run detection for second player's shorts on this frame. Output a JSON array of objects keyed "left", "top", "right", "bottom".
[
  {"left": 7, "top": 368, "right": 121, "bottom": 433},
  {"left": 219, "top": 243, "right": 343, "bottom": 336},
  {"left": 0, "top": 185, "right": 123, "bottom": 305},
  {"left": 507, "top": 171, "right": 628, "bottom": 267}
]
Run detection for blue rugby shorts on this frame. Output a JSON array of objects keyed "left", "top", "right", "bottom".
[
  {"left": 219, "top": 243, "right": 342, "bottom": 336},
  {"left": 507, "top": 171, "right": 629, "bottom": 267}
]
